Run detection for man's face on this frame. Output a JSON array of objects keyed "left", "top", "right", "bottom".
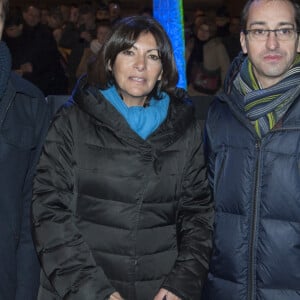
[
  {"left": 240, "top": 0, "right": 300, "bottom": 88},
  {"left": 96, "top": 9, "right": 109, "bottom": 21},
  {"left": 230, "top": 17, "right": 241, "bottom": 36},
  {"left": 196, "top": 24, "right": 210, "bottom": 41},
  {"left": 23, "top": 6, "right": 41, "bottom": 27},
  {"left": 70, "top": 6, "right": 79, "bottom": 23},
  {"left": 215, "top": 16, "right": 229, "bottom": 27},
  {"left": 79, "top": 12, "right": 95, "bottom": 30},
  {"left": 97, "top": 25, "right": 110, "bottom": 44},
  {"left": 109, "top": 3, "right": 120, "bottom": 19},
  {"left": 40, "top": 9, "right": 49, "bottom": 25}
]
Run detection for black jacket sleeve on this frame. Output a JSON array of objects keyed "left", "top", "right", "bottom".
[
  {"left": 32, "top": 110, "right": 115, "bottom": 300},
  {"left": 162, "top": 120, "right": 214, "bottom": 300}
]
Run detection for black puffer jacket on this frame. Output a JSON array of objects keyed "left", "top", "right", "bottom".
[{"left": 32, "top": 78, "right": 214, "bottom": 300}]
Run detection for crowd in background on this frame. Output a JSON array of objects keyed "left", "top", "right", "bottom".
[{"left": 3, "top": 0, "right": 242, "bottom": 97}]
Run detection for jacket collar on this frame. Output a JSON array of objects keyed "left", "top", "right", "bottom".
[
  {"left": 217, "top": 52, "right": 300, "bottom": 131},
  {"left": 72, "top": 76, "right": 195, "bottom": 149}
]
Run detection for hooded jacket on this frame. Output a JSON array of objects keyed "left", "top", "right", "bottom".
[
  {"left": 0, "top": 41, "right": 49, "bottom": 300},
  {"left": 32, "top": 77, "right": 214, "bottom": 300},
  {"left": 203, "top": 53, "right": 300, "bottom": 300}
]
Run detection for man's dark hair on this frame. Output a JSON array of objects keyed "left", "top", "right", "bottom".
[
  {"left": 21, "top": 3, "right": 41, "bottom": 13},
  {"left": 241, "top": 0, "right": 300, "bottom": 30},
  {"left": 97, "top": 3, "right": 109, "bottom": 12},
  {"left": 108, "top": 0, "right": 121, "bottom": 6},
  {"left": 79, "top": 3, "right": 94, "bottom": 15}
]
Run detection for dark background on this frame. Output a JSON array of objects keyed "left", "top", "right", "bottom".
[{"left": 9, "top": 0, "right": 248, "bottom": 18}]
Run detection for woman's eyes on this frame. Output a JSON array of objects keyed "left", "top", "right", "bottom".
[
  {"left": 148, "top": 54, "right": 161, "bottom": 61},
  {"left": 122, "top": 49, "right": 134, "bottom": 56},
  {"left": 121, "top": 50, "right": 161, "bottom": 61}
]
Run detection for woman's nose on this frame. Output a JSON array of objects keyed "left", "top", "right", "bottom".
[{"left": 134, "top": 55, "right": 146, "bottom": 71}]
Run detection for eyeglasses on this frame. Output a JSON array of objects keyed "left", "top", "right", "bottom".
[{"left": 243, "top": 28, "right": 299, "bottom": 41}]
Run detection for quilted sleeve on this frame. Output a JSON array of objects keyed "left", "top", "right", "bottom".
[
  {"left": 32, "top": 110, "right": 115, "bottom": 300},
  {"left": 162, "top": 120, "right": 214, "bottom": 300}
]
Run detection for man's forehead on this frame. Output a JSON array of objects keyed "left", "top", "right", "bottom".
[{"left": 247, "top": 0, "right": 296, "bottom": 25}]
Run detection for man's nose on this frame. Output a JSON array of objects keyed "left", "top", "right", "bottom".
[{"left": 265, "top": 31, "right": 280, "bottom": 49}]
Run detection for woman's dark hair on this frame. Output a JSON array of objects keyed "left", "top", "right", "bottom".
[
  {"left": 87, "top": 15, "right": 179, "bottom": 99},
  {"left": 241, "top": 0, "right": 300, "bottom": 30}
]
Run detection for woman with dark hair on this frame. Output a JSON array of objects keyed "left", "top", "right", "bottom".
[
  {"left": 32, "top": 16, "right": 213, "bottom": 300},
  {"left": 186, "top": 17, "right": 230, "bottom": 96}
]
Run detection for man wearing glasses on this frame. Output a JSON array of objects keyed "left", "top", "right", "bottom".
[{"left": 203, "top": 0, "right": 300, "bottom": 299}]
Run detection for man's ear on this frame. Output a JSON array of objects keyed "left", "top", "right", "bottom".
[
  {"left": 240, "top": 31, "right": 248, "bottom": 54},
  {"left": 297, "top": 37, "right": 300, "bottom": 53}
]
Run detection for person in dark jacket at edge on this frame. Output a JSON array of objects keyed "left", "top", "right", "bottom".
[
  {"left": 203, "top": 0, "right": 300, "bottom": 299},
  {"left": 0, "top": 0, "right": 50, "bottom": 299},
  {"left": 20, "top": 3, "right": 68, "bottom": 96},
  {"left": 32, "top": 15, "right": 214, "bottom": 300}
]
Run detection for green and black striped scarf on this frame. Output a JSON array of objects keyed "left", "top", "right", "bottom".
[{"left": 233, "top": 55, "right": 300, "bottom": 137}]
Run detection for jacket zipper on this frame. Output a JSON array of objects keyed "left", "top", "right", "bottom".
[
  {"left": 248, "top": 139, "right": 261, "bottom": 300},
  {"left": 219, "top": 93, "right": 261, "bottom": 300},
  {"left": 215, "top": 144, "right": 226, "bottom": 192},
  {"left": 218, "top": 93, "right": 300, "bottom": 299}
]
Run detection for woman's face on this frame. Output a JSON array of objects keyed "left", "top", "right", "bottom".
[
  {"left": 110, "top": 32, "right": 163, "bottom": 107},
  {"left": 196, "top": 24, "right": 210, "bottom": 41},
  {"left": 97, "top": 25, "right": 110, "bottom": 44}
]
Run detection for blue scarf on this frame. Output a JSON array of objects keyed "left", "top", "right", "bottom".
[{"left": 100, "top": 85, "right": 170, "bottom": 139}]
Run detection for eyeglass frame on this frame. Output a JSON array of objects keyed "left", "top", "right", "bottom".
[{"left": 242, "top": 28, "right": 300, "bottom": 41}]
